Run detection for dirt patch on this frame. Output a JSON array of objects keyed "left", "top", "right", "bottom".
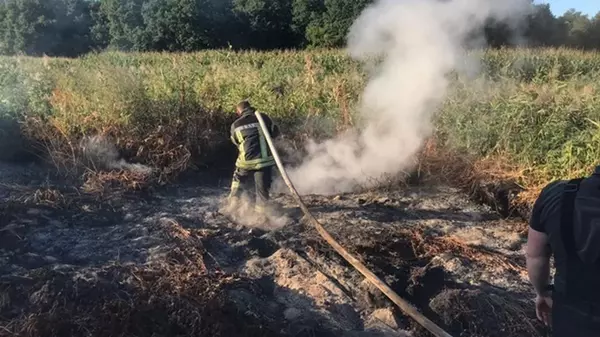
[
  {"left": 321, "top": 226, "right": 541, "bottom": 336},
  {"left": 0, "top": 218, "right": 288, "bottom": 337},
  {"left": 1, "top": 267, "right": 288, "bottom": 337},
  {"left": 352, "top": 233, "right": 443, "bottom": 305},
  {"left": 420, "top": 288, "right": 541, "bottom": 337},
  {"left": 245, "top": 248, "right": 358, "bottom": 328}
]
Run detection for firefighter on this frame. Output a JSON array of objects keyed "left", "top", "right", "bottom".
[
  {"left": 226, "top": 100, "right": 280, "bottom": 216},
  {"left": 527, "top": 166, "right": 600, "bottom": 336}
]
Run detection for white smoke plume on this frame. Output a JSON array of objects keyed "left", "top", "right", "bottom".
[
  {"left": 80, "top": 135, "right": 153, "bottom": 174},
  {"left": 279, "top": 0, "right": 533, "bottom": 195}
]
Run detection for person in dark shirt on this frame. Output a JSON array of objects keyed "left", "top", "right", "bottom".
[
  {"left": 527, "top": 167, "right": 600, "bottom": 336},
  {"left": 226, "top": 100, "right": 280, "bottom": 215}
]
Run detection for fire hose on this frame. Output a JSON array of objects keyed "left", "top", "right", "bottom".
[{"left": 255, "top": 111, "right": 454, "bottom": 337}]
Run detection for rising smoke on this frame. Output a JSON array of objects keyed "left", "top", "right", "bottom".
[
  {"left": 80, "top": 135, "right": 152, "bottom": 174},
  {"left": 278, "top": 0, "right": 533, "bottom": 195}
]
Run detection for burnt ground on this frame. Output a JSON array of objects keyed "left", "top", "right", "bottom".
[{"left": 0, "top": 162, "right": 546, "bottom": 337}]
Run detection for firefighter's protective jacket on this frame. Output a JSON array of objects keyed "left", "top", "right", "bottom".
[{"left": 230, "top": 108, "right": 280, "bottom": 170}]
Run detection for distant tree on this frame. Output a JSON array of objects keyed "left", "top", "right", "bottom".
[
  {"left": 142, "top": 0, "right": 217, "bottom": 51},
  {"left": 584, "top": 12, "right": 600, "bottom": 49},
  {"left": 99, "top": 0, "right": 149, "bottom": 51},
  {"left": 305, "top": 0, "right": 371, "bottom": 48},
  {"left": 483, "top": 19, "right": 516, "bottom": 48},
  {"left": 0, "top": 0, "right": 599, "bottom": 56},
  {"left": 0, "top": 0, "right": 97, "bottom": 56},
  {"left": 208, "top": 0, "right": 246, "bottom": 48},
  {"left": 559, "top": 9, "right": 592, "bottom": 49},
  {"left": 233, "top": 0, "right": 298, "bottom": 49},
  {"left": 90, "top": 1, "right": 110, "bottom": 50},
  {"left": 291, "top": 0, "right": 323, "bottom": 46},
  {"left": 526, "top": 3, "right": 568, "bottom": 47}
]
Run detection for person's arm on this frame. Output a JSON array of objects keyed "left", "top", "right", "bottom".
[
  {"left": 526, "top": 227, "right": 552, "bottom": 295},
  {"left": 526, "top": 181, "right": 561, "bottom": 295}
]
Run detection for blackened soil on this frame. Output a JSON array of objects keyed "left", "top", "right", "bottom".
[{"left": 0, "top": 162, "right": 543, "bottom": 337}]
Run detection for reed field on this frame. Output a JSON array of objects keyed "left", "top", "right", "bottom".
[{"left": 0, "top": 48, "right": 599, "bottom": 202}]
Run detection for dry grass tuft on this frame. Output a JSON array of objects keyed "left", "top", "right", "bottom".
[
  {"left": 417, "top": 138, "right": 537, "bottom": 217},
  {"left": 24, "top": 188, "right": 68, "bottom": 208},
  {"left": 425, "top": 288, "right": 542, "bottom": 337},
  {"left": 81, "top": 169, "right": 154, "bottom": 195},
  {"left": 417, "top": 138, "right": 525, "bottom": 190},
  {"left": 408, "top": 227, "right": 525, "bottom": 276},
  {"left": 0, "top": 265, "right": 281, "bottom": 337}
]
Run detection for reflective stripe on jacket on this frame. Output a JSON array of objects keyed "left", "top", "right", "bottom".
[{"left": 230, "top": 108, "right": 280, "bottom": 170}]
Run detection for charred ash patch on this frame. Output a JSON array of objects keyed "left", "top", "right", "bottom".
[{"left": 0, "top": 161, "right": 545, "bottom": 337}]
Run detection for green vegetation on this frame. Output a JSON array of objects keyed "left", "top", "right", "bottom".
[
  {"left": 1, "top": 48, "right": 599, "bottom": 191},
  {"left": 0, "top": 50, "right": 364, "bottom": 175},
  {"left": 438, "top": 48, "right": 600, "bottom": 187}
]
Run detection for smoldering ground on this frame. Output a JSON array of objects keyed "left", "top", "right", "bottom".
[
  {"left": 0, "top": 158, "right": 544, "bottom": 336},
  {"left": 276, "top": 0, "right": 533, "bottom": 196},
  {"left": 218, "top": 192, "right": 292, "bottom": 231},
  {"left": 80, "top": 135, "right": 153, "bottom": 174}
]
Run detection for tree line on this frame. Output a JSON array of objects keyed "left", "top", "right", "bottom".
[{"left": 0, "top": 0, "right": 598, "bottom": 57}]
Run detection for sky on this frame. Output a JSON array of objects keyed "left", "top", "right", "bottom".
[{"left": 536, "top": 0, "right": 599, "bottom": 16}]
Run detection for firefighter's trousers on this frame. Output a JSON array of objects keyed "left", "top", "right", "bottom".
[{"left": 228, "top": 166, "right": 273, "bottom": 213}]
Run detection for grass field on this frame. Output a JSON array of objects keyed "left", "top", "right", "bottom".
[{"left": 0, "top": 48, "right": 599, "bottom": 203}]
